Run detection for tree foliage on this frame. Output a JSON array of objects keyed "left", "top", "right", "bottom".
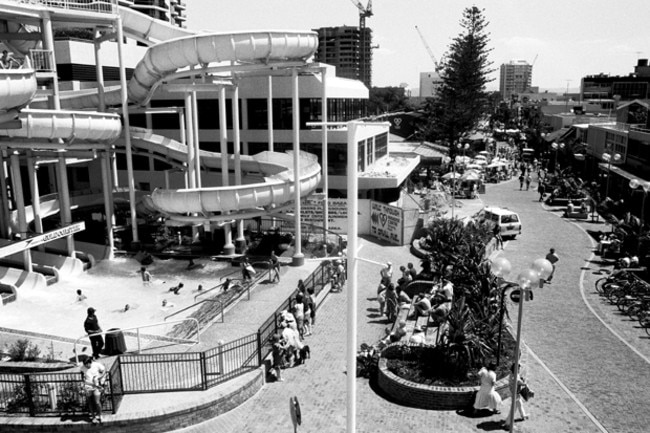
[
  {"left": 419, "top": 7, "right": 494, "bottom": 154},
  {"left": 368, "top": 86, "right": 414, "bottom": 115}
]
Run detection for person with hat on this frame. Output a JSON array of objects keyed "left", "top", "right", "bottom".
[
  {"left": 409, "top": 325, "right": 426, "bottom": 344},
  {"left": 83, "top": 307, "right": 104, "bottom": 359}
]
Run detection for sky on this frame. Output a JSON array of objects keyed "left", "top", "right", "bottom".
[{"left": 188, "top": 0, "right": 650, "bottom": 93}]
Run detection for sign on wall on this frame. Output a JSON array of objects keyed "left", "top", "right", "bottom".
[
  {"left": 369, "top": 200, "right": 403, "bottom": 245},
  {"left": 0, "top": 222, "right": 86, "bottom": 258},
  {"left": 301, "top": 197, "right": 349, "bottom": 233}
]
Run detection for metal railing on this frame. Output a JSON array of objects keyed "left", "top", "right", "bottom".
[
  {"left": 1, "top": 261, "right": 333, "bottom": 416},
  {"left": 73, "top": 318, "right": 200, "bottom": 363},
  {"left": 0, "top": 370, "right": 119, "bottom": 416},
  {"left": 22, "top": 0, "right": 117, "bottom": 14},
  {"left": 29, "top": 49, "right": 53, "bottom": 72},
  {"left": 164, "top": 299, "right": 224, "bottom": 324}
]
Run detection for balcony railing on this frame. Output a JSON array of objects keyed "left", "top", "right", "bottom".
[
  {"left": 21, "top": 0, "right": 117, "bottom": 14},
  {"left": 29, "top": 49, "right": 53, "bottom": 72}
]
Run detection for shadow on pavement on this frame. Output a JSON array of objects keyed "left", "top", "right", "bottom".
[{"left": 476, "top": 420, "right": 507, "bottom": 431}]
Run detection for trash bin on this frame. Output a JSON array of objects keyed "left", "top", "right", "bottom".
[{"left": 104, "top": 328, "right": 126, "bottom": 355}]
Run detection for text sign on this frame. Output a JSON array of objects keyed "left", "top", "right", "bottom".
[
  {"left": 0, "top": 222, "right": 85, "bottom": 258},
  {"left": 300, "top": 197, "right": 348, "bottom": 233},
  {"left": 369, "top": 200, "right": 403, "bottom": 245}
]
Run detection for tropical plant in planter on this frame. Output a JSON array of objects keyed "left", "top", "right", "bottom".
[{"left": 387, "top": 215, "right": 512, "bottom": 384}]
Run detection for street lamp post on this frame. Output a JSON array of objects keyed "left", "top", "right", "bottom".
[
  {"left": 551, "top": 142, "right": 564, "bottom": 171},
  {"left": 490, "top": 256, "right": 553, "bottom": 433},
  {"left": 603, "top": 152, "right": 621, "bottom": 200},
  {"left": 629, "top": 179, "right": 650, "bottom": 229}
]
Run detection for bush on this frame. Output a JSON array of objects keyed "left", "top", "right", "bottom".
[{"left": 8, "top": 339, "right": 41, "bottom": 362}]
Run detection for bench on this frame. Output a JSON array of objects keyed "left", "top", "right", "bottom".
[{"left": 563, "top": 211, "right": 589, "bottom": 219}]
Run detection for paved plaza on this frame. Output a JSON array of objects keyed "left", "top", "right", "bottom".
[{"left": 2, "top": 172, "right": 650, "bottom": 432}]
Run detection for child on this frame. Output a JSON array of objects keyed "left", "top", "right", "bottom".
[{"left": 140, "top": 267, "right": 152, "bottom": 286}]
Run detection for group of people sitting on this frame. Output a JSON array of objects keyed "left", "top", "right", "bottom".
[{"left": 410, "top": 278, "right": 455, "bottom": 324}]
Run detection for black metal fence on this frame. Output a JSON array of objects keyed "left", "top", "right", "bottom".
[
  {"left": 0, "top": 261, "right": 334, "bottom": 416},
  {"left": 0, "top": 370, "right": 119, "bottom": 416}
]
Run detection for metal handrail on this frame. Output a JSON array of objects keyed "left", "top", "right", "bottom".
[
  {"left": 73, "top": 317, "right": 200, "bottom": 363},
  {"left": 194, "top": 279, "right": 244, "bottom": 302},
  {"left": 164, "top": 299, "right": 224, "bottom": 323}
]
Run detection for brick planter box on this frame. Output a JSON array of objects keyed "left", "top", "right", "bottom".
[{"left": 376, "top": 343, "right": 510, "bottom": 410}]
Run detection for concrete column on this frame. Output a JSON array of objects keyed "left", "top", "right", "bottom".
[
  {"left": 219, "top": 86, "right": 234, "bottom": 255},
  {"left": 232, "top": 84, "right": 245, "bottom": 252},
  {"left": 291, "top": 69, "right": 303, "bottom": 266},
  {"left": 192, "top": 92, "right": 201, "bottom": 188},
  {"left": 26, "top": 154, "right": 44, "bottom": 251},
  {"left": 184, "top": 93, "right": 196, "bottom": 189},
  {"left": 93, "top": 30, "right": 106, "bottom": 112},
  {"left": 10, "top": 153, "right": 32, "bottom": 271},
  {"left": 115, "top": 16, "right": 139, "bottom": 246},
  {"left": 101, "top": 152, "right": 115, "bottom": 259},
  {"left": 321, "top": 67, "right": 329, "bottom": 240},
  {"left": 267, "top": 75, "right": 274, "bottom": 151},
  {"left": 0, "top": 154, "right": 10, "bottom": 238},
  {"left": 41, "top": 13, "right": 60, "bottom": 110},
  {"left": 56, "top": 155, "right": 74, "bottom": 256}
]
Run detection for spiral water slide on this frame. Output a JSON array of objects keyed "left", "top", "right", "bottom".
[{"left": 108, "top": 7, "right": 323, "bottom": 221}]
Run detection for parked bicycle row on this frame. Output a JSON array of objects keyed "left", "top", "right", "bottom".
[{"left": 594, "top": 269, "right": 650, "bottom": 336}]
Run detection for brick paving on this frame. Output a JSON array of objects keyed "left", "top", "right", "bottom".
[
  {"left": 4, "top": 172, "right": 650, "bottom": 432},
  {"left": 172, "top": 176, "right": 636, "bottom": 433}
]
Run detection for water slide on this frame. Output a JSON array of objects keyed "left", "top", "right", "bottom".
[
  {"left": 1, "top": 4, "right": 322, "bottom": 225},
  {"left": 124, "top": 128, "right": 322, "bottom": 222}
]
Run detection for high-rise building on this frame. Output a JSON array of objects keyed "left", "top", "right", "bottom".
[
  {"left": 499, "top": 60, "right": 532, "bottom": 100},
  {"left": 126, "top": 0, "right": 187, "bottom": 28},
  {"left": 419, "top": 71, "right": 442, "bottom": 97},
  {"left": 313, "top": 26, "right": 372, "bottom": 88}
]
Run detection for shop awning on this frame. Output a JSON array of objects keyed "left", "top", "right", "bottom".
[
  {"left": 598, "top": 163, "right": 648, "bottom": 184},
  {"left": 544, "top": 127, "right": 571, "bottom": 142}
]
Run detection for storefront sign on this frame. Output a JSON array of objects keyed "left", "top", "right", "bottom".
[{"left": 369, "top": 201, "right": 403, "bottom": 245}]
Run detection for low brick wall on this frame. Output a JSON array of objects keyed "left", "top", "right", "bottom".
[
  {"left": 376, "top": 344, "right": 510, "bottom": 410},
  {"left": 0, "top": 368, "right": 265, "bottom": 433}
]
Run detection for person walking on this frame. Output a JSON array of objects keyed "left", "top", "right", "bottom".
[
  {"left": 473, "top": 362, "right": 502, "bottom": 414},
  {"left": 269, "top": 333, "right": 286, "bottom": 382},
  {"left": 537, "top": 182, "right": 545, "bottom": 202},
  {"left": 80, "top": 357, "right": 107, "bottom": 424},
  {"left": 518, "top": 173, "right": 525, "bottom": 190},
  {"left": 525, "top": 174, "right": 532, "bottom": 190},
  {"left": 270, "top": 251, "right": 281, "bottom": 283},
  {"left": 503, "top": 363, "right": 528, "bottom": 429},
  {"left": 493, "top": 224, "right": 504, "bottom": 250},
  {"left": 545, "top": 248, "right": 560, "bottom": 283},
  {"left": 83, "top": 308, "right": 104, "bottom": 359},
  {"left": 241, "top": 257, "right": 255, "bottom": 283}
]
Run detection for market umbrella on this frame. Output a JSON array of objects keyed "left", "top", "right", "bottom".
[
  {"left": 442, "top": 172, "right": 462, "bottom": 180},
  {"left": 474, "top": 155, "right": 487, "bottom": 160},
  {"left": 466, "top": 163, "right": 482, "bottom": 170},
  {"left": 461, "top": 171, "right": 481, "bottom": 181}
]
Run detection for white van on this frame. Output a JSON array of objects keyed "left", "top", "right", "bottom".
[{"left": 476, "top": 207, "right": 522, "bottom": 239}]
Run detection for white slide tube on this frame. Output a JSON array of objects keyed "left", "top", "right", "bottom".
[{"left": 0, "top": 109, "right": 122, "bottom": 141}]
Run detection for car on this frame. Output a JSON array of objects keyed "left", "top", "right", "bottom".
[{"left": 475, "top": 206, "right": 522, "bottom": 239}]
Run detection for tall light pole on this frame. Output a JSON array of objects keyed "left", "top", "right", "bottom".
[
  {"left": 629, "top": 179, "right": 650, "bottom": 229},
  {"left": 603, "top": 152, "right": 621, "bottom": 200},
  {"left": 551, "top": 142, "right": 564, "bottom": 171},
  {"left": 490, "top": 256, "right": 553, "bottom": 433}
]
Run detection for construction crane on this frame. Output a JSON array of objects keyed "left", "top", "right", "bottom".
[
  {"left": 349, "top": 0, "right": 373, "bottom": 86},
  {"left": 415, "top": 25, "right": 442, "bottom": 72}
]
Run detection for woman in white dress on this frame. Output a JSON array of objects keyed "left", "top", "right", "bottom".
[{"left": 473, "top": 362, "right": 502, "bottom": 414}]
